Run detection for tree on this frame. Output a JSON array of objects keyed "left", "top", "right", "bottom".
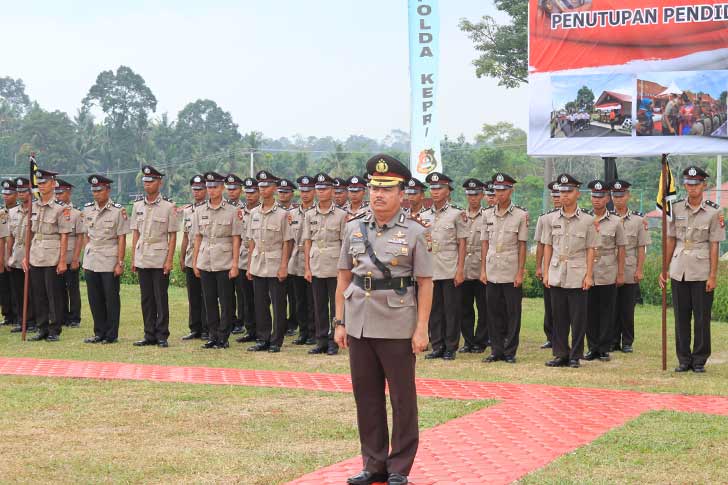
[
  {"left": 459, "top": 0, "right": 528, "bottom": 88},
  {"left": 576, "top": 86, "right": 595, "bottom": 112},
  {"left": 82, "top": 66, "right": 157, "bottom": 199},
  {"left": 475, "top": 121, "right": 526, "bottom": 146},
  {"left": 720, "top": 91, "right": 727, "bottom": 107},
  {"left": 18, "top": 106, "right": 77, "bottom": 173},
  {"left": 0, "top": 77, "right": 32, "bottom": 117}
]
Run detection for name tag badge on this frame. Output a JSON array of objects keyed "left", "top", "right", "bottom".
[
  {"left": 388, "top": 238, "right": 407, "bottom": 245},
  {"left": 676, "top": 216, "right": 687, "bottom": 220}
]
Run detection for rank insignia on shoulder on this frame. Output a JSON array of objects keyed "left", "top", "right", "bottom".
[
  {"left": 632, "top": 210, "right": 644, "bottom": 217},
  {"left": 84, "top": 202, "right": 94, "bottom": 207},
  {"left": 705, "top": 200, "right": 720, "bottom": 209},
  {"left": 113, "top": 202, "right": 123, "bottom": 208}
]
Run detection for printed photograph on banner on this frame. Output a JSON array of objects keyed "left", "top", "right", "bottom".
[
  {"left": 549, "top": 74, "right": 633, "bottom": 139},
  {"left": 537, "top": 0, "right": 592, "bottom": 16},
  {"left": 636, "top": 71, "right": 728, "bottom": 138}
]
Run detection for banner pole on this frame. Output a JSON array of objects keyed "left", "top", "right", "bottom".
[
  {"left": 21, "top": 154, "right": 35, "bottom": 341},
  {"left": 660, "top": 154, "right": 668, "bottom": 371}
]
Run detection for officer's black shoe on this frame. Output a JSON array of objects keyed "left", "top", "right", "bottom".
[
  {"left": 471, "top": 346, "right": 486, "bottom": 354},
  {"left": 305, "top": 337, "right": 316, "bottom": 345},
  {"left": 540, "top": 341, "right": 552, "bottom": 349},
  {"left": 133, "top": 339, "right": 157, "bottom": 346},
  {"left": 268, "top": 345, "right": 281, "bottom": 353},
  {"left": 621, "top": 345, "right": 633, "bottom": 353},
  {"left": 248, "top": 342, "right": 270, "bottom": 352},
  {"left": 181, "top": 332, "right": 201, "bottom": 340},
  {"left": 674, "top": 363, "right": 691, "bottom": 372},
  {"left": 201, "top": 340, "right": 217, "bottom": 349},
  {"left": 200, "top": 332, "right": 209, "bottom": 340},
  {"left": 158, "top": 340, "right": 169, "bottom": 348},
  {"left": 692, "top": 365, "right": 706, "bottom": 373},
  {"left": 584, "top": 351, "right": 600, "bottom": 361},
  {"left": 102, "top": 339, "right": 118, "bottom": 344},
  {"left": 10, "top": 325, "right": 22, "bottom": 333},
  {"left": 346, "top": 470, "right": 388, "bottom": 485},
  {"left": 231, "top": 326, "right": 244, "bottom": 334},
  {"left": 483, "top": 354, "right": 501, "bottom": 363},
  {"left": 214, "top": 341, "right": 229, "bottom": 349},
  {"left": 84, "top": 336, "right": 103, "bottom": 344},
  {"left": 568, "top": 359, "right": 580, "bottom": 368},
  {"left": 235, "top": 334, "right": 256, "bottom": 343},
  {"left": 599, "top": 352, "right": 611, "bottom": 361},
  {"left": 327, "top": 346, "right": 339, "bottom": 356},
  {"left": 28, "top": 334, "right": 48, "bottom": 341},
  {"left": 611, "top": 344, "right": 622, "bottom": 352},
  {"left": 292, "top": 336, "right": 308, "bottom": 345},
  {"left": 387, "top": 473, "right": 408, "bottom": 485},
  {"left": 504, "top": 356, "right": 516, "bottom": 364},
  {"left": 46, "top": 335, "right": 60, "bottom": 342},
  {"left": 0, "top": 319, "right": 8, "bottom": 326},
  {"left": 308, "top": 346, "right": 327, "bottom": 355},
  {"left": 69, "top": 321, "right": 81, "bottom": 328},
  {"left": 545, "top": 357, "right": 569, "bottom": 367},
  {"left": 458, "top": 344, "right": 472, "bottom": 353},
  {"left": 442, "top": 350, "right": 456, "bottom": 361},
  {"left": 425, "top": 349, "right": 444, "bottom": 360},
  {"left": 285, "top": 329, "right": 297, "bottom": 337}
]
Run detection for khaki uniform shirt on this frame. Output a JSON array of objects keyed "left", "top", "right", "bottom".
[
  {"left": 82, "top": 201, "right": 131, "bottom": 273},
  {"left": 667, "top": 199, "right": 725, "bottom": 281},
  {"left": 302, "top": 204, "right": 348, "bottom": 278},
  {"left": 9, "top": 205, "right": 28, "bottom": 269},
  {"left": 541, "top": 208, "right": 599, "bottom": 289},
  {"left": 191, "top": 201, "right": 243, "bottom": 272},
  {"left": 592, "top": 211, "right": 626, "bottom": 286},
  {"left": 238, "top": 203, "right": 257, "bottom": 271},
  {"left": 0, "top": 208, "right": 9, "bottom": 240},
  {"left": 338, "top": 210, "right": 433, "bottom": 339},
  {"left": 131, "top": 196, "right": 179, "bottom": 269},
  {"left": 30, "top": 199, "right": 72, "bottom": 267},
  {"left": 463, "top": 207, "right": 485, "bottom": 280},
  {"left": 481, "top": 203, "right": 529, "bottom": 283},
  {"left": 534, "top": 209, "right": 559, "bottom": 244},
  {"left": 419, "top": 203, "right": 468, "bottom": 280},
  {"left": 182, "top": 201, "right": 205, "bottom": 268},
  {"left": 288, "top": 204, "right": 313, "bottom": 276},
  {"left": 247, "top": 203, "right": 293, "bottom": 278},
  {"left": 347, "top": 201, "right": 370, "bottom": 220},
  {"left": 618, "top": 210, "right": 651, "bottom": 284},
  {"left": 64, "top": 205, "right": 85, "bottom": 265}
]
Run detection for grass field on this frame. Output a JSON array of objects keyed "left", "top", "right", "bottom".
[{"left": 0, "top": 283, "right": 727, "bottom": 483}]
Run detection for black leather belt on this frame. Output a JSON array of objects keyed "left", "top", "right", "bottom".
[{"left": 353, "top": 275, "right": 414, "bottom": 291}]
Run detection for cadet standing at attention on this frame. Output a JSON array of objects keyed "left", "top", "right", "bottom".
[
  {"left": 611, "top": 179, "right": 650, "bottom": 353},
  {"left": 303, "top": 172, "right": 348, "bottom": 356},
  {"left": 480, "top": 173, "right": 528, "bottom": 364},
  {"left": 180, "top": 175, "right": 208, "bottom": 340},
  {"left": 131, "top": 165, "right": 178, "bottom": 348},
  {"left": 54, "top": 178, "right": 85, "bottom": 328},
  {"left": 191, "top": 172, "right": 242, "bottom": 349},
  {"left": 82, "top": 175, "right": 130, "bottom": 345},
  {"left": 459, "top": 178, "right": 489, "bottom": 354},
  {"left": 404, "top": 178, "right": 427, "bottom": 215},
  {"left": 584, "top": 180, "right": 625, "bottom": 362},
  {"left": 0, "top": 179, "right": 17, "bottom": 327},
  {"left": 421, "top": 172, "right": 467, "bottom": 361},
  {"left": 234, "top": 177, "right": 260, "bottom": 344},
  {"left": 246, "top": 170, "right": 293, "bottom": 353},
  {"left": 334, "top": 154, "right": 432, "bottom": 485},
  {"left": 534, "top": 181, "right": 562, "bottom": 349},
  {"left": 288, "top": 175, "right": 316, "bottom": 345},
  {"left": 224, "top": 173, "right": 246, "bottom": 335},
  {"left": 8, "top": 178, "right": 34, "bottom": 333},
  {"left": 660, "top": 166, "right": 725, "bottom": 373},
  {"left": 542, "top": 174, "right": 598, "bottom": 368},
  {"left": 26, "top": 168, "right": 71, "bottom": 342}
]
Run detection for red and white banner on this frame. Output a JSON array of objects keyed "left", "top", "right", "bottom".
[{"left": 527, "top": 0, "right": 728, "bottom": 156}]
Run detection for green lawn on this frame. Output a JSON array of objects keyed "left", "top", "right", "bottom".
[{"left": 1, "top": 284, "right": 726, "bottom": 396}]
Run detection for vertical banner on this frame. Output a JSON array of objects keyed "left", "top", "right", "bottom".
[{"left": 408, "top": 0, "right": 442, "bottom": 179}]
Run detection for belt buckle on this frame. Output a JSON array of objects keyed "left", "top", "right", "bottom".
[{"left": 364, "top": 276, "right": 372, "bottom": 291}]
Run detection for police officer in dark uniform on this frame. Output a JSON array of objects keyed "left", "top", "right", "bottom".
[
  {"left": 334, "top": 154, "right": 433, "bottom": 485},
  {"left": 660, "top": 166, "right": 725, "bottom": 373}
]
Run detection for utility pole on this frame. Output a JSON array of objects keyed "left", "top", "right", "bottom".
[
  {"left": 249, "top": 150, "right": 255, "bottom": 178},
  {"left": 716, "top": 154, "right": 722, "bottom": 204}
]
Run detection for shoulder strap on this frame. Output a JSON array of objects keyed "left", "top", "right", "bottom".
[{"left": 359, "top": 221, "right": 391, "bottom": 279}]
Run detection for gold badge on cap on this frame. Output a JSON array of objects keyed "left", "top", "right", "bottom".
[{"left": 375, "top": 159, "right": 388, "bottom": 173}]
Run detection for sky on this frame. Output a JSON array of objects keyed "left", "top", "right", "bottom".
[
  {"left": 551, "top": 74, "right": 634, "bottom": 111},
  {"left": 0, "top": 0, "right": 528, "bottom": 142},
  {"left": 637, "top": 71, "right": 728, "bottom": 100}
]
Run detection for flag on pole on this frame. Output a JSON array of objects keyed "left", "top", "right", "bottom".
[
  {"left": 656, "top": 157, "right": 677, "bottom": 220},
  {"left": 29, "top": 153, "right": 39, "bottom": 190}
]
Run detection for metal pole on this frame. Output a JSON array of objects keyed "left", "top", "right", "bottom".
[
  {"left": 660, "top": 154, "right": 668, "bottom": 371},
  {"left": 249, "top": 151, "right": 254, "bottom": 178}
]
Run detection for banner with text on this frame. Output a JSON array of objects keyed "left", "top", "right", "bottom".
[
  {"left": 528, "top": 0, "right": 728, "bottom": 157},
  {"left": 409, "top": 0, "right": 442, "bottom": 178}
]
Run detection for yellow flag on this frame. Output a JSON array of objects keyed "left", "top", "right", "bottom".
[
  {"left": 29, "top": 153, "right": 39, "bottom": 189},
  {"left": 656, "top": 157, "right": 677, "bottom": 220}
]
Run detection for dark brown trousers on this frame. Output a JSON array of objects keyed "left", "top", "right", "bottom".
[{"left": 348, "top": 336, "right": 419, "bottom": 476}]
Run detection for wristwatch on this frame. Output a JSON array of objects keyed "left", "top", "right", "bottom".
[{"left": 332, "top": 318, "right": 345, "bottom": 327}]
